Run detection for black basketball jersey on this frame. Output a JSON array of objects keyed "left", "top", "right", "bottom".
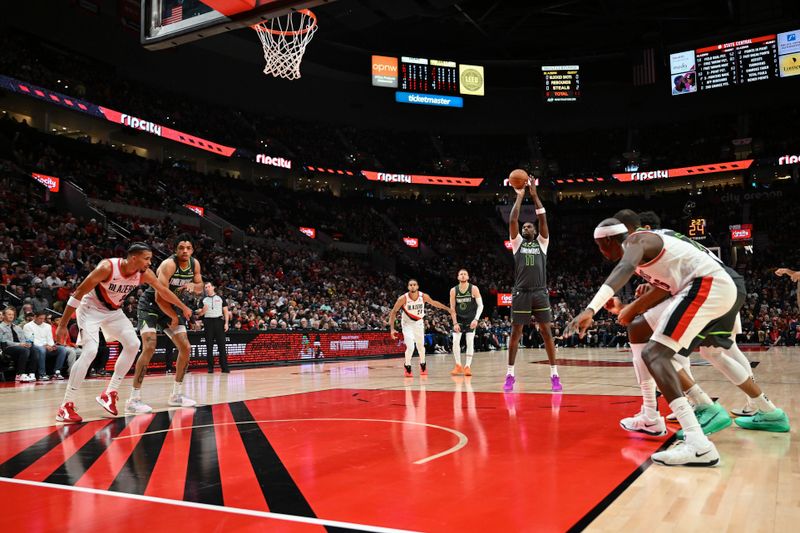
[
  {"left": 512, "top": 235, "right": 548, "bottom": 290},
  {"left": 453, "top": 283, "right": 478, "bottom": 321}
]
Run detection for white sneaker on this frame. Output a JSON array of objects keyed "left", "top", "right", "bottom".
[
  {"left": 651, "top": 439, "right": 720, "bottom": 467},
  {"left": 168, "top": 394, "right": 197, "bottom": 408},
  {"left": 731, "top": 397, "right": 757, "bottom": 417},
  {"left": 54, "top": 371, "right": 64, "bottom": 380},
  {"left": 620, "top": 408, "right": 668, "bottom": 436},
  {"left": 125, "top": 398, "right": 154, "bottom": 415},
  {"left": 26, "top": 373, "right": 36, "bottom": 382}
]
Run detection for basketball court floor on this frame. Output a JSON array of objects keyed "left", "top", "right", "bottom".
[{"left": 0, "top": 346, "right": 797, "bottom": 532}]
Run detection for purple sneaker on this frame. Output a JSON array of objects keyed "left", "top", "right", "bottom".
[
  {"left": 503, "top": 375, "right": 516, "bottom": 392},
  {"left": 550, "top": 375, "right": 563, "bottom": 392}
]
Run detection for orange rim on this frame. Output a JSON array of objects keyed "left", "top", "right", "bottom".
[{"left": 252, "top": 9, "right": 317, "bottom": 36}]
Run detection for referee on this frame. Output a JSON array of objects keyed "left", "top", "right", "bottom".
[{"left": 199, "top": 282, "right": 229, "bottom": 373}]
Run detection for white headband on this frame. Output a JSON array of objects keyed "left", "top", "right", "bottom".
[{"left": 593, "top": 223, "right": 628, "bottom": 239}]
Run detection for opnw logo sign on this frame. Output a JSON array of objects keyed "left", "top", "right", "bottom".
[
  {"left": 497, "top": 293, "right": 513, "bottom": 307},
  {"left": 184, "top": 204, "right": 205, "bottom": 217},
  {"left": 256, "top": 154, "right": 292, "bottom": 169},
  {"left": 372, "top": 55, "right": 398, "bottom": 88},
  {"left": 299, "top": 227, "right": 316, "bottom": 239},
  {"left": 31, "top": 172, "right": 60, "bottom": 192},
  {"left": 778, "top": 154, "right": 800, "bottom": 165},
  {"left": 504, "top": 240, "right": 513, "bottom": 250},
  {"left": 403, "top": 237, "right": 419, "bottom": 248}
]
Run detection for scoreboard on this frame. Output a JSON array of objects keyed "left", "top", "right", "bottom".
[
  {"left": 372, "top": 54, "right": 485, "bottom": 107},
  {"left": 542, "top": 65, "right": 581, "bottom": 102},
  {"left": 400, "top": 57, "right": 459, "bottom": 95},
  {"left": 670, "top": 28, "right": 800, "bottom": 95}
]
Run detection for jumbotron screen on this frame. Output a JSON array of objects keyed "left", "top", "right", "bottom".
[
  {"left": 371, "top": 55, "right": 485, "bottom": 105},
  {"left": 670, "top": 28, "right": 800, "bottom": 95},
  {"left": 542, "top": 65, "right": 581, "bottom": 102}
]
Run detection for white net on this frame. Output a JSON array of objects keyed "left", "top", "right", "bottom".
[{"left": 253, "top": 9, "right": 318, "bottom": 80}]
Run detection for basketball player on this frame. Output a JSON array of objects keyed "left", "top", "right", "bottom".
[
  {"left": 505, "top": 174, "right": 561, "bottom": 392},
  {"left": 449, "top": 268, "right": 483, "bottom": 376},
  {"left": 129, "top": 235, "right": 203, "bottom": 414},
  {"left": 54, "top": 243, "right": 192, "bottom": 423},
  {"left": 389, "top": 279, "right": 454, "bottom": 377},
  {"left": 609, "top": 210, "right": 788, "bottom": 438},
  {"left": 567, "top": 219, "right": 787, "bottom": 466}
]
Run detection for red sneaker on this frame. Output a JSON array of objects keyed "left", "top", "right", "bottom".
[
  {"left": 96, "top": 390, "right": 119, "bottom": 416},
  {"left": 56, "top": 402, "right": 83, "bottom": 424}
]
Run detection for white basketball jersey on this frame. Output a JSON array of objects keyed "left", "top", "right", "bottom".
[
  {"left": 83, "top": 258, "right": 142, "bottom": 310},
  {"left": 401, "top": 292, "right": 425, "bottom": 325},
  {"left": 631, "top": 230, "right": 725, "bottom": 295}
]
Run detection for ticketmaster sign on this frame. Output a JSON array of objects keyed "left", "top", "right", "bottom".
[{"left": 395, "top": 91, "right": 463, "bottom": 108}]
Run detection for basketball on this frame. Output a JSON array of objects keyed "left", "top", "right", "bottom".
[{"left": 508, "top": 169, "right": 529, "bottom": 189}]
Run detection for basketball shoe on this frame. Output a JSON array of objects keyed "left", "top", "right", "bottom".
[
  {"left": 731, "top": 397, "right": 758, "bottom": 417},
  {"left": 56, "top": 402, "right": 83, "bottom": 424},
  {"left": 450, "top": 364, "right": 464, "bottom": 375},
  {"left": 125, "top": 398, "right": 154, "bottom": 415},
  {"left": 676, "top": 403, "right": 731, "bottom": 439},
  {"left": 420, "top": 362, "right": 428, "bottom": 376},
  {"left": 168, "top": 394, "right": 197, "bottom": 408},
  {"left": 404, "top": 365, "right": 412, "bottom": 377},
  {"left": 651, "top": 440, "right": 720, "bottom": 467},
  {"left": 734, "top": 409, "right": 790, "bottom": 432},
  {"left": 550, "top": 375, "right": 562, "bottom": 392},
  {"left": 96, "top": 391, "right": 119, "bottom": 416},
  {"left": 620, "top": 407, "right": 668, "bottom": 436},
  {"left": 463, "top": 366, "right": 472, "bottom": 376},
  {"left": 503, "top": 375, "right": 515, "bottom": 392}
]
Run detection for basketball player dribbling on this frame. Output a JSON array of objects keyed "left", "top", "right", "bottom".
[
  {"left": 54, "top": 243, "right": 192, "bottom": 423},
  {"left": 129, "top": 235, "right": 203, "bottom": 413},
  {"left": 389, "top": 279, "right": 454, "bottom": 377},
  {"left": 505, "top": 172, "right": 561, "bottom": 392},
  {"left": 449, "top": 268, "right": 483, "bottom": 376}
]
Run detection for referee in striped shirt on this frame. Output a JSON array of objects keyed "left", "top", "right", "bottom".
[{"left": 199, "top": 282, "right": 229, "bottom": 373}]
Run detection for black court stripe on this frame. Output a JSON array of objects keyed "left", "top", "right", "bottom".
[
  {"left": 228, "top": 401, "right": 318, "bottom": 517},
  {"left": 45, "top": 418, "right": 129, "bottom": 486},
  {"left": 108, "top": 412, "right": 173, "bottom": 494},
  {"left": 0, "top": 424, "right": 87, "bottom": 479},
  {"left": 566, "top": 435, "right": 677, "bottom": 532},
  {"left": 662, "top": 278, "right": 703, "bottom": 337},
  {"left": 183, "top": 406, "right": 223, "bottom": 506}
]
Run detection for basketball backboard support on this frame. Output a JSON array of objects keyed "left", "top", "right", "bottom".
[{"left": 141, "top": 0, "right": 332, "bottom": 50}]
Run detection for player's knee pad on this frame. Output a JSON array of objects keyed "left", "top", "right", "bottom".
[{"left": 699, "top": 346, "right": 749, "bottom": 385}]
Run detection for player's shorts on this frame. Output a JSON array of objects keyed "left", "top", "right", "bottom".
[
  {"left": 401, "top": 320, "right": 425, "bottom": 350},
  {"left": 76, "top": 300, "right": 136, "bottom": 346},
  {"left": 650, "top": 270, "right": 744, "bottom": 354},
  {"left": 453, "top": 318, "right": 476, "bottom": 333},
  {"left": 137, "top": 301, "right": 187, "bottom": 337},
  {"left": 511, "top": 287, "right": 552, "bottom": 325}
]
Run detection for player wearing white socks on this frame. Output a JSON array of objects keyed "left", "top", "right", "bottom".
[
  {"left": 569, "top": 219, "right": 749, "bottom": 466},
  {"left": 449, "top": 269, "right": 483, "bottom": 376},
  {"left": 54, "top": 243, "right": 192, "bottom": 423},
  {"left": 389, "top": 279, "right": 454, "bottom": 377}
]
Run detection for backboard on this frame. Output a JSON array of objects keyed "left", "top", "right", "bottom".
[{"left": 141, "top": 0, "right": 331, "bottom": 50}]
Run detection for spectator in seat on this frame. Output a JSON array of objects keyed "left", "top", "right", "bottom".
[
  {"left": 0, "top": 307, "right": 36, "bottom": 382},
  {"left": 23, "top": 311, "right": 67, "bottom": 381}
]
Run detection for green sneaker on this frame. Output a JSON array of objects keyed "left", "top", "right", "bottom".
[
  {"left": 734, "top": 408, "right": 791, "bottom": 432},
  {"left": 676, "top": 403, "right": 732, "bottom": 440}
]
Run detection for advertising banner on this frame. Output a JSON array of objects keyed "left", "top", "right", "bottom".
[{"left": 106, "top": 330, "right": 406, "bottom": 371}]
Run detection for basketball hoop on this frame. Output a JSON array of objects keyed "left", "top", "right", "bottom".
[{"left": 252, "top": 9, "right": 318, "bottom": 80}]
